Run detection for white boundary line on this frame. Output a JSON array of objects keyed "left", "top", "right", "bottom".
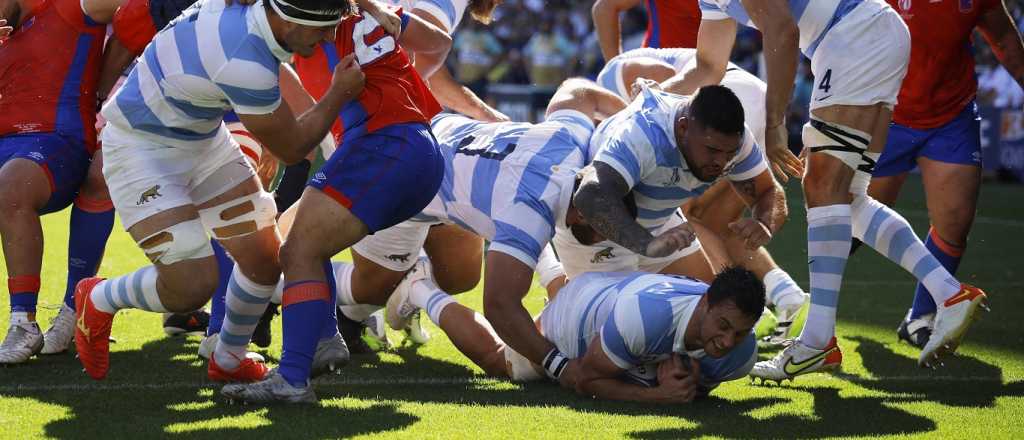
[{"left": 0, "top": 375, "right": 1012, "bottom": 394}]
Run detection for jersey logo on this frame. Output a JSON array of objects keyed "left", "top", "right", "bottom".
[
  {"left": 591, "top": 247, "right": 616, "bottom": 264},
  {"left": 782, "top": 345, "right": 839, "bottom": 376},
  {"left": 386, "top": 253, "right": 411, "bottom": 263},
  {"left": 137, "top": 185, "right": 163, "bottom": 206}
]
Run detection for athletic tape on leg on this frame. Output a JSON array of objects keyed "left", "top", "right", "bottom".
[
  {"left": 199, "top": 191, "right": 277, "bottom": 240},
  {"left": 138, "top": 219, "right": 214, "bottom": 265},
  {"left": 803, "top": 118, "right": 878, "bottom": 195}
]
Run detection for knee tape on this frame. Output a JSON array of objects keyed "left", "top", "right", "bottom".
[
  {"left": 802, "top": 119, "right": 879, "bottom": 195},
  {"left": 199, "top": 191, "right": 277, "bottom": 240},
  {"left": 138, "top": 219, "right": 213, "bottom": 265}
]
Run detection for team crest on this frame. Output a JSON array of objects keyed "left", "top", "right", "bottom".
[
  {"left": 386, "top": 253, "right": 411, "bottom": 263},
  {"left": 137, "top": 185, "right": 162, "bottom": 206},
  {"left": 591, "top": 247, "right": 615, "bottom": 264}
]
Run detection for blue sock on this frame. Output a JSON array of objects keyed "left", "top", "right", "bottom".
[
  {"left": 207, "top": 240, "right": 233, "bottom": 336},
  {"left": 909, "top": 228, "right": 964, "bottom": 319},
  {"left": 320, "top": 260, "right": 339, "bottom": 341},
  {"left": 279, "top": 280, "right": 330, "bottom": 387},
  {"left": 9, "top": 275, "right": 40, "bottom": 314},
  {"left": 63, "top": 197, "right": 114, "bottom": 308}
]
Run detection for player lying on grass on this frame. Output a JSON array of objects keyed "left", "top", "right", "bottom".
[
  {"left": 546, "top": 47, "right": 806, "bottom": 348},
  {"left": 390, "top": 267, "right": 761, "bottom": 404}
]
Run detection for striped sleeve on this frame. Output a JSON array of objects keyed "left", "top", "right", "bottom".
[
  {"left": 726, "top": 129, "right": 768, "bottom": 181},
  {"left": 698, "top": 0, "right": 730, "bottom": 20},
  {"left": 490, "top": 197, "right": 556, "bottom": 269},
  {"left": 413, "top": 0, "right": 468, "bottom": 33},
  {"left": 592, "top": 122, "right": 656, "bottom": 190},
  {"left": 215, "top": 42, "right": 282, "bottom": 115},
  {"left": 546, "top": 109, "right": 595, "bottom": 149}
]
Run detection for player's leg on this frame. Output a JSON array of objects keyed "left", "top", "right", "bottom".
[
  {"left": 45, "top": 150, "right": 114, "bottom": 354},
  {"left": 423, "top": 224, "right": 484, "bottom": 294},
  {"left": 0, "top": 151, "right": 53, "bottom": 364}
]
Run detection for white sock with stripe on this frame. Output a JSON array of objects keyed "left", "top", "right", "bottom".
[
  {"left": 763, "top": 268, "right": 805, "bottom": 308},
  {"left": 851, "top": 196, "right": 961, "bottom": 303},
  {"left": 90, "top": 266, "right": 167, "bottom": 314},
  {"left": 213, "top": 266, "right": 275, "bottom": 370},
  {"left": 798, "top": 205, "right": 852, "bottom": 350}
]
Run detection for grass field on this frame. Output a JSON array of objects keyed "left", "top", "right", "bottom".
[{"left": 1, "top": 175, "right": 1022, "bottom": 439}]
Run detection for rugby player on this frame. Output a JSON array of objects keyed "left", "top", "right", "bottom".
[
  {"left": 667, "top": 0, "right": 987, "bottom": 380},
  {"left": 592, "top": 0, "right": 702, "bottom": 60}
]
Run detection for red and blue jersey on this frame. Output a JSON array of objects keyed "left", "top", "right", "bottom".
[
  {"left": 0, "top": 0, "right": 106, "bottom": 153},
  {"left": 888, "top": 0, "right": 1000, "bottom": 129},
  {"left": 643, "top": 0, "right": 701, "bottom": 49},
  {"left": 293, "top": 8, "right": 442, "bottom": 143}
]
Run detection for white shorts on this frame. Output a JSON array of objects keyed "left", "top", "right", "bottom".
[
  {"left": 809, "top": 0, "right": 910, "bottom": 111},
  {"left": 550, "top": 212, "right": 702, "bottom": 280},
  {"left": 101, "top": 123, "right": 256, "bottom": 228},
  {"left": 351, "top": 218, "right": 436, "bottom": 272}
]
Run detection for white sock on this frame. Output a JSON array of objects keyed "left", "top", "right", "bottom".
[
  {"left": 214, "top": 266, "right": 275, "bottom": 370},
  {"left": 408, "top": 278, "right": 455, "bottom": 325},
  {"left": 851, "top": 196, "right": 961, "bottom": 303},
  {"left": 798, "top": 205, "right": 851, "bottom": 350},
  {"left": 90, "top": 266, "right": 167, "bottom": 314},
  {"left": 763, "top": 268, "right": 805, "bottom": 308},
  {"left": 9, "top": 312, "right": 30, "bottom": 326},
  {"left": 333, "top": 261, "right": 381, "bottom": 321}
]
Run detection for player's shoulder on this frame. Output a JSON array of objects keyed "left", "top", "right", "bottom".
[{"left": 413, "top": 0, "right": 470, "bottom": 33}]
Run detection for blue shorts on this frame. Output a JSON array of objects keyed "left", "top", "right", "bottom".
[
  {"left": 0, "top": 132, "right": 91, "bottom": 214},
  {"left": 874, "top": 101, "right": 982, "bottom": 177},
  {"left": 309, "top": 123, "right": 444, "bottom": 233}
]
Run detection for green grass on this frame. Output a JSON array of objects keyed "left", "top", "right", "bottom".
[{"left": 2, "top": 175, "right": 1023, "bottom": 439}]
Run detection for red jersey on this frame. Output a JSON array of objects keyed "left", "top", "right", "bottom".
[
  {"left": 643, "top": 0, "right": 701, "bottom": 49},
  {"left": 889, "top": 0, "right": 1000, "bottom": 129},
  {"left": 0, "top": 0, "right": 106, "bottom": 153},
  {"left": 112, "top": 0, "right": 159, "bottom": 55},
  {"left": 293, "top": 9, "right": 442, "bottom": 143}
]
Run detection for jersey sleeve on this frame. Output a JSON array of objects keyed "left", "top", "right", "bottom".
[
  {"left": 57, "top": 0, "right": 105, "bottom": 30},
  {"left": 490, "top": 195, "right": 557, "bottom": 269},
  {"left": 599, "top": 294, "right": 674, "bottom": 370},
  {"left": 725, "top": 128, "right": 768, "bottom": 182},
  {"left": 215, "top": 42, "right": 282, "bottom": 115},
  {"left": 591, "top": 121, "right": 656, "bottom": 190},
  {"left": 413, "top": 0, "right": 468, "bottom": 33},
  {"left": 112, "top": 0, "right": 159, "bottom": 55},
  {"left": 697, "top": 0, "right": 730, "bottom": 20}
]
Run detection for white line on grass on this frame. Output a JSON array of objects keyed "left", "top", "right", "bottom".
[{"left": 0, "top": 375, "right": 1010, "bottom": 394}]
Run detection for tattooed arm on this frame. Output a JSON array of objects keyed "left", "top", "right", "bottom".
[{"left": 728, "top": 168, "right": 786, "bottom": 249}]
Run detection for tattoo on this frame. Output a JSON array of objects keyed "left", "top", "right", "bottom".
[{"left": 573, "top": 163, "right": 653, "bottom": 255}]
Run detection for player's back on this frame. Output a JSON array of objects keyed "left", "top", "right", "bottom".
[
  {"left": 101, "top": 0, "right": 289, "bottom": 146},
  {"left": 423, "top": 110, "right": 593, "bottom": 265},
  {"left": 0, "top": 0, "right": 106, "bottom": 152},
  {"left": 888, "top": 0, "right": 996, "bottom": 128},
  {"left": 293, "top": 9, "right": 441, "bottom": 143}
]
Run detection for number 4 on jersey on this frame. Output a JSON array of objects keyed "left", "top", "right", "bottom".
[{"left": 818, "top": 69, "right": 832, "bottom": 94}]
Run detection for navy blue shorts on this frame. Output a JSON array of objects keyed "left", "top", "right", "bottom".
[
  {"left": 875, "top": 101, "right": 982, "bottom": 177},
  {"left": 0, "top": 132, "right": 91, "bottom": 214},
  {"left": 308, "top": 123, "right": 444, "bottom": 233}
]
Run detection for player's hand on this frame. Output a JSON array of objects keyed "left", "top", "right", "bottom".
[
  {"left": 0, "top": 19, "right": 13, "bottom": 41},
  {"left": 558, "top": 358, "right": 582, "bottom": 389},
  {"left": 765, "top": 123, "right": 803, "bottom": 183},
  {"left": 330, "top": 53, "right": 365, "bottom": 99},
  {"left": 728, "top": 218, "right": 772, "bottom": 250},
  {"left": 478, "top": 105, "right": 511, "bottom": 123},
  {"left": 363, "top": 0, "right": 402, "bottom": 37},
  {"left": 645, "top": 222, "right": 696, "bottom": 258},
  {"left": 629, "top": 77, "right": 661, "bottom": 101},
  {"left": 653, "top": 354, "right": 700, "bottom": 404}
]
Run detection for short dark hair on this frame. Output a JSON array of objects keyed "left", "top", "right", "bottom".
[
  {"left": 689, "top": 85, "right": 745, "bottom": 137},
  {"left": 706, "top": 266, "right": 765, "bottom": 320}
]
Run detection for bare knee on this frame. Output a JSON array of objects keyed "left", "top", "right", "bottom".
[
  {"left": 803, "top": 165, "right": 852, "bottom": 207},
  {"left": 157, "top": 264, "right": 219, "bottom": 312},
  {"left": 434, "top": 268, "right": 481, "bottom": 295},
  {"left": 78, "top": 163, "right": 110, "bottom": 202}
]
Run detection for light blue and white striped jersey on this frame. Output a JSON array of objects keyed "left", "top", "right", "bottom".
[
  {"left": 539, "top": 271, "right": 756, "bottom": 387},
  {"left": 381, "top": 0, "right": 468, "bottom": 32},
  {"left": 589, "top": 88, "right": 767, "bottom": 231},
  {"left": 424, "top": 110, "right": 594, "bottom": 268},
  {"left": 698, "top": 0, "right": 864, "bottom": 58},
  {"left": 101, "top": 0, "right": 290, "bottom": 146}
]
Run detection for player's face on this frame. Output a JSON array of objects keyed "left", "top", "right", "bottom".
[
  {"left": 678, "top": 119, "right": 742, "bottom": 183},
  {"left": 700, "top": 300, "right": 756, "bottom": 358},
  {"left": 285, "top": 23, "right": 338, "bottom": 58}
]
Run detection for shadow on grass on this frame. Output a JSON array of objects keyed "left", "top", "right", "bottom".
[
  {"left": 846, "top": 336, "right": 1024, "bottom": 407},
  {"left": 2, "top": 337, "right": 417, "bottom": 439}
]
